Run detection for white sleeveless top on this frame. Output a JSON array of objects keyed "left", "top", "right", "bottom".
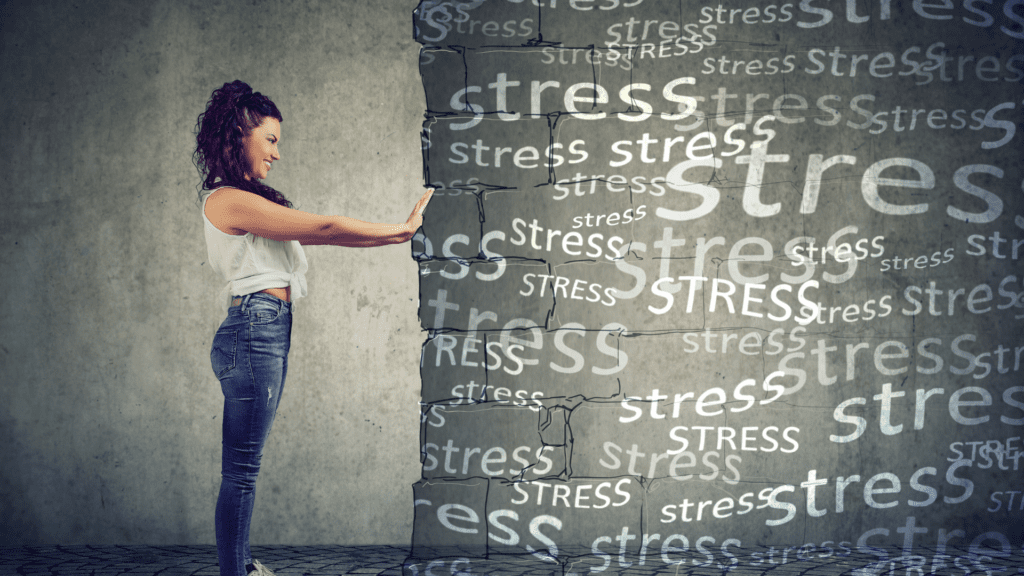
[{"left": 201, "top": 187, "right": 308, "bottom": 311}]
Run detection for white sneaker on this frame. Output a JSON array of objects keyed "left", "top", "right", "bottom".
[{"left": 246, "top": 559, "right": 276, "bottom": 576}]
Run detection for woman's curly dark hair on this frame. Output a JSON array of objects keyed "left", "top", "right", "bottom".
[{"left": 193, "top": 80, "right": 291, "bottom": 207}]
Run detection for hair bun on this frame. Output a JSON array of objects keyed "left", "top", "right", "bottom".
[{"left": 217, "top": 80, "right": 253, "bottom": 107}]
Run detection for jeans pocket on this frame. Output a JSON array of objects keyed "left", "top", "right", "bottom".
[
  {"left": 248, "top": 300, "right": 282, "bottom": 325},
  {"left": 211, "top": 329, "right": 238, "bottom": 378}
]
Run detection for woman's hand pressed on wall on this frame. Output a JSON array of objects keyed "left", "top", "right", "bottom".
[{"left": 403, "top": 188, "right": 434, "bottom": 240}]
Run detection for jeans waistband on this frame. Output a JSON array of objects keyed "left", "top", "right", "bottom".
[{"left": 230, "top": 292, "right": 292, "bottom": 313}]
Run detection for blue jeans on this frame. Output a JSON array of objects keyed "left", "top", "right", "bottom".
[{"left": 210, "top": 292, "right": 293, "bottom": 576}]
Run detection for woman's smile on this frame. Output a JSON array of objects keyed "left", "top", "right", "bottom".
[{"left": 241, "top": 117, "right": 281, "bottom": 180}]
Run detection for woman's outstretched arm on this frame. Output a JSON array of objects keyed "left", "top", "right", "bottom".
[{"left": 205, "top": 187, "right": 433, "bottom": 247}]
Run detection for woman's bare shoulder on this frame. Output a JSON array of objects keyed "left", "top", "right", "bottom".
[{"left": 203, "top": 187, "right": 252, "bottom": 236}]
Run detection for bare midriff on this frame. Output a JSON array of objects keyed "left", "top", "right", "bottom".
[{"left": 259, "top": 286, "right": 291, "bottom": 302}]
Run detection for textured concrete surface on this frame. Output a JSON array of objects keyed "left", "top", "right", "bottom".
[
  {"left": 1, "top": 1, "right": 426, "bottom": 545},
  {"left": 409, "top": 0, "right": 1023, "bottom": 569}
]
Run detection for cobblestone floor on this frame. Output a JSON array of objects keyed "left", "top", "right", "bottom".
[
  {"left": 0, "top": 545, "right": 1022, "bottom": 576},
  {"left": 0, "top": 546, "right": 406, "bottom": 576}
]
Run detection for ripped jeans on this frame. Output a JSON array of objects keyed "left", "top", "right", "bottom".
[{"left": 210, "top": 292, "right": 293, "bottom": 576}]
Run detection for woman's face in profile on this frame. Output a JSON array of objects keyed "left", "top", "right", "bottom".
[{"left": 241, "top": 117, "right": 281, "bottom": 181}]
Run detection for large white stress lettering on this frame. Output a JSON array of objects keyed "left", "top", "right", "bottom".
[{"left": 657, "top": 143, "right": 1013, "bottom": 223}]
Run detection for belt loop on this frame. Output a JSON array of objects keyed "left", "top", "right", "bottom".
[{"left": 240, "top": 293, "right": 252, "bottom": 313}]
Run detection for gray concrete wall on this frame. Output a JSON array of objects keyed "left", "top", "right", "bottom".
[
  {"left": 406, "top": 0, "right": 1024, "bottom": 572},
  {"left": 0, "top": 1, "right": 426, "bottom": 545}
]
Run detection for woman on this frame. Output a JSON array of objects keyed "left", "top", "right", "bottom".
[{"left": 193, "top": 80, "right": 432, "bottom": 576}]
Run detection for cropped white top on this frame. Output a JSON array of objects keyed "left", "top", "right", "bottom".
[{"left": 201, "top": 187, "right": 308, "bottom": 311}]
